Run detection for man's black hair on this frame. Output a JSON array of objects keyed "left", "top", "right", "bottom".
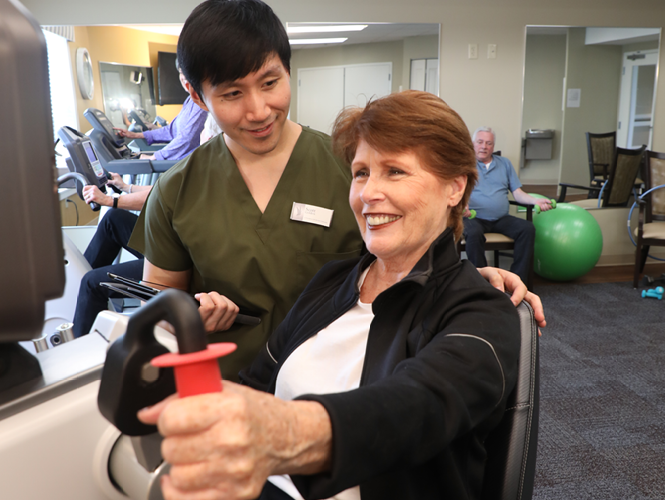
[{"left": 177, "top": 0, "right": 291, "bottom": 99}]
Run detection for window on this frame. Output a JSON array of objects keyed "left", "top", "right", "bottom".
[{"left": 42, "top": 29, "right": 78, "bottom": 170}]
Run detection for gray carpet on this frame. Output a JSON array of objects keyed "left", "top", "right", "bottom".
[{"left": 533, "top": 281, "right": 665, "bottom": 499}]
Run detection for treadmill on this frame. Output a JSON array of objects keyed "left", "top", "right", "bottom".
[{"left": 83, "top": 108, "right": 176, "bottom": 176}]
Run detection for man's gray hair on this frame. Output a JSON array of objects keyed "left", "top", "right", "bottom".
[{"left": 472, "top": 126, "right": 495, "bottom": 143}]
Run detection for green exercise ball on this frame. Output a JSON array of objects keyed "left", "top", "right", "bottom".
[{"left": 532, "top": 203, "right": 603, "bottom": 281}]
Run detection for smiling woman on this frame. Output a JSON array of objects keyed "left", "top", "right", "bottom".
[{"left": 138, "top": 91, "right": 522, "bottom": 500}]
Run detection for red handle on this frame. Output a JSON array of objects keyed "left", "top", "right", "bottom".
[{"left": 151, "top": 343, "right": 237, "bottom": 398}]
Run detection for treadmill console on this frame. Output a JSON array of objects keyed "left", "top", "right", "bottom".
[
  {"left": 84, "top": 108, "right": 124, "bottom": 148},
  {"left": 57, "top": 126, "right": 109, "bottom": 195}
]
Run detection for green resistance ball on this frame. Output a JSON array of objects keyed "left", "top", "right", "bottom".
[{"left": 532, "top": 203, "right": 603, "bottom": 281}]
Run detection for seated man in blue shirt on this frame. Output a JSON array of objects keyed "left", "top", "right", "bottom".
[{"left": 463, "top": 127, "right": 553, "bottom": 284}]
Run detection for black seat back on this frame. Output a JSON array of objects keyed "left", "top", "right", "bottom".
[{"left": 481, "top": 301, "right": 539, "bottom": 500}]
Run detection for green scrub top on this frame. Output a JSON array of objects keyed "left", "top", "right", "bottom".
[{"left": 129, "top": 127, "right": 364, "bottom": 380}]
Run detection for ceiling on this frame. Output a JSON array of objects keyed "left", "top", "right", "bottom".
[{"left": 119, "top": 22, "right": 440, "bottom": 49}]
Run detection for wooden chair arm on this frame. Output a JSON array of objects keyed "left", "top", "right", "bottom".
[{"left": 509, "top": 200, "right": 534, "bottom": 222}]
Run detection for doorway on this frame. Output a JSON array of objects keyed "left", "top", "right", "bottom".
[{"left": 617, "top": 50, "right": 658, "bottom": 149}]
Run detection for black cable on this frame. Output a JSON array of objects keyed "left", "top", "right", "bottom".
[{"left": 66, "top": 199, "right": 79, "bottom": 226}]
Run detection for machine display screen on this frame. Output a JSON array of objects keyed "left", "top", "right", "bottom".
[{"left": 82, "top": 141, "right": 104, "bottom": 178}]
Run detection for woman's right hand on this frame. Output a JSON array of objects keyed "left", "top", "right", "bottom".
[
  {"left": 195, "top": 292, "right": 240, "bottom": 332},
  {"left": 137, "top": 382, "right": 332, "bottom": 500},
  {"left": 82, "top": 184, "right": 112, "bottom": 207}
]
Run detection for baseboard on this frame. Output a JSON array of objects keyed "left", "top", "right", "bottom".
[{"left": 596, "top": 253, "right": 665, "bottom": 267}]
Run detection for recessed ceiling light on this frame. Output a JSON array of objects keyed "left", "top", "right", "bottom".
[
  {"left": 289, "top": 38, "right": 348, "bottom": 45},
  {"left": 287, "top": 25, "right": 368, "bottom": 34}
]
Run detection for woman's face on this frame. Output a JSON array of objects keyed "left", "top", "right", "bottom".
[{"left": 349, "top": 140, "right": 466, "bottom": 265}]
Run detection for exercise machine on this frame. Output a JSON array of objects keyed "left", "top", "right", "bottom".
[
  {"left": 84, "top": 108, "right": 175, "bottom": 175},
  {"left": 0, "top": 3, "right": 178, "bottom": 498}
]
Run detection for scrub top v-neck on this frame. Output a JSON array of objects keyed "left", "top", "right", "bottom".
[{"left": 129, "top": 126, "right": 364, "bottom": 380}]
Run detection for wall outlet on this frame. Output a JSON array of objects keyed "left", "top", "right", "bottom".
[
  {"left": 468, "top": 44, "right": 478, "bottom": 59},
  {"left": 487, "top": 44, "right": 497, "bottom": 59}
]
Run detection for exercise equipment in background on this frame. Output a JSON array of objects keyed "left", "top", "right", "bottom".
[{"left": 532, "top": 203, "right": 603, "bottom": 281}]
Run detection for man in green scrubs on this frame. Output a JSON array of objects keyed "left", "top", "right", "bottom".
[{"left": 129, "top": 0, "right": 364, "bottom": 380}]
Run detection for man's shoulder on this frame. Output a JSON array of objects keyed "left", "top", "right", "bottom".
[
  {"left": 294, "top": 126, "right": 350, "bottom": 178},
  {"left": 493, "top": 154, "right": 514, "bottom": 169},
  {"left": 154, "top": 140, "right": 223, "bottom": 188},
  {"left": 297, "top": 126, "right": 335, "bottom": 154}
]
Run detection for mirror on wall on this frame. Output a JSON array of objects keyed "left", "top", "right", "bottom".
[
  {"left": 98, "top": 62, "right": 158, "bottom": 129},
  {"left": 520, "top": 26, "right": 661, "bottom": 196},
  {"left": 287, "top": 22, "right": 440, "bottom": 134}
]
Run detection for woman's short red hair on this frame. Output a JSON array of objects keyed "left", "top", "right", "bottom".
[{"left": 331, "top": 90, "right": 477, "bottom": 241}]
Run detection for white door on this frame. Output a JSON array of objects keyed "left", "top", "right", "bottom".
[
  {"left": 617, "top": 50, "right": 658, "bottom": 149},
  {"left": 410, "top": 59, "right": 427, "bottom": 91},
  {"left": 410, "top": 58, "right": 439, "bottom": 95},
  {"left": 297, "top": 66, "right": 345, "bottom": 134},
  {"left": 298, "top": 63, "right": 392, "bottom": 135},
  {"left": 344, "top": 63, "right": 392, "bottom": 108}
]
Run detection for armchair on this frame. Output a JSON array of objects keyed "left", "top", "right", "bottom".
[
  {"left": 586, "top": 131, "right": 616, "bottom": 193},
  {"left": 558, "top": 145, "right": 646, "bottom": 208},
  {"left": 633, "top": 150, "right": 665, "bottom": 288}
]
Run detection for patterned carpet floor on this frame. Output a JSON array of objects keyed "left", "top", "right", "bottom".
[{"left": 532, "top": 281, "right": 665, "bottom": 499}]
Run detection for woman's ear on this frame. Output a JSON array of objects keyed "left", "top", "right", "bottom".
[{"left": 448, "top": 175, "right": 468, "bottom": 207}]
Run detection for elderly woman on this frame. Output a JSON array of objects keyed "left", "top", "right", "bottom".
[{"left": 139, "top": 91, "right": 522, "bottom": 500}]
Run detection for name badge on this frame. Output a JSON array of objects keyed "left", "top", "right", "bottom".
[{"left": 290, "top": 202, "right": 334, "bottom": 228}]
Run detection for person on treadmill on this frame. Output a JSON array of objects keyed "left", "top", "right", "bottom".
[{"left": 114, "top": 58, "right": 207, "bottom": 161}]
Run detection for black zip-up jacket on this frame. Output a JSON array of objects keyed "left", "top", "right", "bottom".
[{"left": 240, "top": 228, "right": 521, "bottom": 500}]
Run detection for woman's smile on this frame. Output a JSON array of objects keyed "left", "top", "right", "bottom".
[{"left": 365, "top": 214, "right": 402, "bottom": 227}]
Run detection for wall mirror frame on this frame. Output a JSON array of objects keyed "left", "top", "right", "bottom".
[{"left": 520, "top": 26, "right": 661, "bottom": 201}]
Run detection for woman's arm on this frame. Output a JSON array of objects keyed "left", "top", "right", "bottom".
[{"left": 137, "top": 382, "right": 332, "bottom": 499}]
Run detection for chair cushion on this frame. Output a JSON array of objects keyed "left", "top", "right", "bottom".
[
  {"left": 485, "top": 233, "right": 514, "bottom": 244},
  {"left": 458, "top": 233, "right": 514, "bottom": 245},
  {"left": 635, "top": 221, "right": 665, "bottom": 239}
]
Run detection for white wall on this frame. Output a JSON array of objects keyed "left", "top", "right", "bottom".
[
  {"left": 521, "top": 34, "right": 566, "bottom": 184},
  {"left": 23, "top": 0, "right": 665, "bottom": 265}
]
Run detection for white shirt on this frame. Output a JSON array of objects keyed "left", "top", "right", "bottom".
[{"left": 268, "top": 267, "right": 374, "bottom": 500}]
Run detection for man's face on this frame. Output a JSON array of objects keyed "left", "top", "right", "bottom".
[
  {"left": 191, "top": 53, "right": 291, "bottom": 157},
  {"left": 474, "top": 131, "right": 495, "bottom": 163}
]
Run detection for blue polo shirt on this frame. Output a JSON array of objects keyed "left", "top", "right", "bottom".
[{"left": 468, "top": 155, "right": 522, "bottom": 221}]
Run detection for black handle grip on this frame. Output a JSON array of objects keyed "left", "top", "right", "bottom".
[
  {"left": 105, "top": 172, "right": 123, "bottom": 194},
  {"left": 98, "top": 288, "right": 208, "bottom": 436}
]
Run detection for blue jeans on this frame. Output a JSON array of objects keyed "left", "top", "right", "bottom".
[
  {"left": 462, "top": 215, "right": 535, "bottom": 284},
  {"left": 72, "top": 210, "right": 144, "bottom": 337}
]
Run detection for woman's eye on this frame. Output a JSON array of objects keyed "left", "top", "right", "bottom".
[
  {"left": 353, "top": 169, "right": 368, "bottom": 179},
  {"left": 389, "top": 168, "right": 405, "bottom": 176}
]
